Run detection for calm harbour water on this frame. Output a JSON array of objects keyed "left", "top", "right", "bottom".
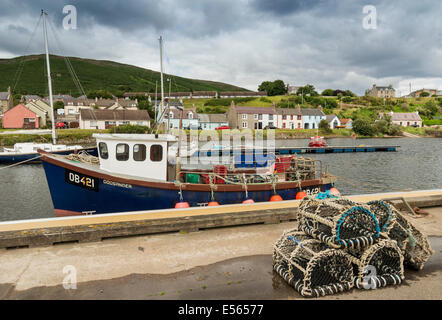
[{"left": 0, "top": 137, "right": 441, "bottom": 222}]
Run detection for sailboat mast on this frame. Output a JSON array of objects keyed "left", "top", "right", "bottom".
[
  {"left": 42, "top": 10, "right": 57, "bottom": 145},
  {"left": 159, "top": 36, "right": 165, "bottom": 130}
]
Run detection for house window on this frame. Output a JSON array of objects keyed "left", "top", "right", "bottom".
[
  {"left": 291, "top": 115, "right": 294, "bottom": 120},
  {"left": 297, "top": 115, "right": 302, "bottom": 120},
  {"left": 189, "top": 113, "right": 193, "bottom": 119},
  {"left": 282, "top": 123, "right": 286, "bottom": 128},
  {"left": 99, "top": 142, "right": 108, "bottom": 159},
  {"left": 258, "top": 114, "right": 262, "bottom": 120},
  {"left": 242, "top": 114, "right": 247, "bottom": 119},
  {"left": 254, "top": 114, "right": 258, "bottom": 120},
  {"left": 169, "top": 112, "right": 173, "bottom": 119},
  {"left": 90, "top": 121, "right": 97, "bottom": 127},
  {"left": 150, "top": 145, "right": 163, "bottom": 162},
  {"left": 133, "top": 144, "right": 146, "bottom": 161},
  {"left": 269, "top": 114, "right": 273, "bottom": 120},
  {"left": 116, "top": 143, "right": 129, "bottom": 161},
  {"left": 242, "top": 122, "right": 247, "bottom": 128},
  {"left": 298, "top": 123, "right": 301, "bottom": 128},
  {"left": 282, "top": 115, "right": 287, "bottom": 120}
]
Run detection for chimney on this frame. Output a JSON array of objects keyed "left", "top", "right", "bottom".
[
  {"left": 230, "top": 100, "right": 235, "bottom": 108},
  {"left": 95, "top": 97, "right": 98, "bottom": 102},
  {"left": 135, "top": 98, "right": 138, "bottom": 104}
]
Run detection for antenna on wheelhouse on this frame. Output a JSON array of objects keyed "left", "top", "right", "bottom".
[{"left": 41, "top": 10, "right": 57, "bottom": 145}]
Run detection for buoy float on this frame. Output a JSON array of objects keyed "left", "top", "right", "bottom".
[
  {"left": 242, "top": 199, "right": 255, "bottom": 204},
  {"left": 295, "top": 191, "right": 307, "bottom": 200},
  {"left": 208, "top": 201, "right": 219, "bottom": 206},
  {"left": 175, "top": 201, "right": 190, "bottom": 208},
  {"left": 270, "top": 195, "right": 283, "bottom": 202},
  {"left": 329, "top": 187, "right": 341, "bottom": 196}
]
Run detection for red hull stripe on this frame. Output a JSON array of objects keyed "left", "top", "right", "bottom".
[{"left": 54, "top": 209, "right": 86, "bottom": 217}]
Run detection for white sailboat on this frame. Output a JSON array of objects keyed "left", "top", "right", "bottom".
[{"left": 0, "top": 10, "right": 96, "bottom": 163}]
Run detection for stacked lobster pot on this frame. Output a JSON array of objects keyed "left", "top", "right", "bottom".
[
  {"left": 367, "top": 200, "right": 434, "bottom": 270},
  {"left": 273, "top": 195, "right": 433, "bottom": 297},
  {"left": 273, "top": 230, "right": 354, "bottom": 297}
]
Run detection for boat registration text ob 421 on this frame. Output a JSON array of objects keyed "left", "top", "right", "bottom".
[{"left": 64, "top": 169, "right": 99, "bottom": 192}]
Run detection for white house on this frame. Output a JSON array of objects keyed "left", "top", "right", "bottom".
[
  {"left": 325, "top": 114, "right": 341, "bottom": 129},
  {"left": 379, "top": 111, "right": 423, "bottom": 128},
  {"left": 197, "top": 113, "right": 228, "bottom": 130},
  {"left": 300, "top": 107, "right": 326, "bottom": 129},
  {"left": 79, "top": 109, "right": 150, "bottom": 129},
  {"left": 163, "top": 105, "right": 198, "bottom": 130}
]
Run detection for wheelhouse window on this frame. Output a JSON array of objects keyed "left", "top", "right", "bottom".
[
  {"left": 150, "top": 145, "right": 163, "bottom": 162},
  {"left": 116, "top": 143, "right": 129, "bottom": 161},
  {"left": 133, "top": 144, "right": 146, "bottom": 161},
  {"left": 99, "top": 142, "right": 109, "bottom": 159}
]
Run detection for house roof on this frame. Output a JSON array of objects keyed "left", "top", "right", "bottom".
[
  {"left": 234, "top": 106, "right": 276, "bottom": 114},
  {"left": 300, "top": 108, "right": 325, "bottom": 116},
  {"left": 80, "top": 109, "right": 150, "bottom": 121},
  {"left": 165, "top": 106, "right": 196, "bottom": 119},
  {"left": 220, "top": 91, "right": 266, "bottom": 96},
  {"left": 325, "top": 114, "right": 338, "bottom": 122},
  {"left": 198, "top": 113, "right": 228, "bottom": 123},
  {"left": 340, "top": 118, "right": 352, "bottom": 125},
  {"left": 276, "top": 108, "right": 301, "bottom": 115},
  {"left": 380, "top": 112, "right": 422, "bottom": 122}
]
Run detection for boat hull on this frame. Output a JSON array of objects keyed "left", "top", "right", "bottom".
[
  {"left": 40, "top": 155, "right": 334, "bottom": 216},
  {"left": 0, "top": 147, "right": 97, "bottom": 163}
]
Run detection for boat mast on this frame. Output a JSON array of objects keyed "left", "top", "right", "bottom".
[
  {"left": 159, "top": 36, "right": 166, "bottom": 131},
  {"left": 42, "top": 10, "right": 57, "bottom": 145}
]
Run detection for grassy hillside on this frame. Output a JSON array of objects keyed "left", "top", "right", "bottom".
[{"left": 0, "top": 54, "right": 249, "bottom": 97}]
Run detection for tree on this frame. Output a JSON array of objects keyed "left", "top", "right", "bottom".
[
  {"left": 296, "top": 85, "right": 318, "bottom": 96},
  {"left": 257, "top": 80, "right": 287, "bottom": 96},
  {"left": 54, "top": 101, "right": 64, "bottom": 111},
  {"left": 321, "top": 89, "right": 335, "bottom": 96},
  {"left": 271, "top": 80, "right": 287, "bottom": 96},
  {"left": 319, "top": 119, "right": 332, "bottom": 134},
  {"left": 86, "top": 90, "right": 114, "bottom": 99},
  {"left": 352, "top": 119, "right": 376, "bottom": 136},
  {"left": 419, "top": 91, "right": 430, "bottom": 97},
  {"left": 423, "top": 100, "right": 439, "bottom": 117}
]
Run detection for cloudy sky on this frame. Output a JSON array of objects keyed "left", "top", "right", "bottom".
[{"left": 0, "top": 0, "right": 441, "bottom": 95}]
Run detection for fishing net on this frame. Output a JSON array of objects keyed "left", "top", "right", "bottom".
[
  {"left": 273, "top": 230, "right": 354, "bottom": 297},
  {"left": 298, "top": 197, "right": 384, "bottom": 249},
  {"left": 369, "top": 201, "right": 434, "bottom": 270},
  {"left": 346, "top": 239, "right": 404, "bottom": 289}
]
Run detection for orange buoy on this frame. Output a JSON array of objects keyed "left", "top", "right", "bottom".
[
  {"left": 208, "top": 201, "right": 219, "bottom": 206},
  {"left": 295, "top": 191, "right": 307, "bottom": 200},
  {"left": 270, "top": 195, "right": 283, "bottom": 202},
  {"left": 242, "top": 199, "right": 255, "bottom": 204},
  {"left": 175, "top": 201, "right": 190, "bottom": 208},
  {"left": 329, "top": 187, "right": 341, "bottom": 196}
]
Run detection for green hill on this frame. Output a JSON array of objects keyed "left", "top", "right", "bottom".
[{"left": 0, "top": 54, "right": 249, "bottom": 97}]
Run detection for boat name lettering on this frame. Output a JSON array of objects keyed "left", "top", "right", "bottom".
[
  {"left": 103, "top": 179, "right": 132, "bottom": 189},
  {"left": 64, "top": 169, "right": 99, "bottom": 192}
]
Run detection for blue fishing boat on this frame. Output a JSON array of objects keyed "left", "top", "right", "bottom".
[{"left": 38, "top": 133, "right": 337, "bottom": 216}]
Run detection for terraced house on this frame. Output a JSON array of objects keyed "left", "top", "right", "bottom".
[
  {"left": 276, "top": 106, "right": 303, "bottom": 129},
  {"left": 301, "top": 107, "right": 326, "bottom": 129},
  {"left": 227, "top": 102, "right": 276, "bottom": 129}
]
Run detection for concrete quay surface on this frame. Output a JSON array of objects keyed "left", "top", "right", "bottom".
[
  {"left": 0, "top": 189, "right": 441, "bottom": 250},
  {"left": 0, "top": 206, "right": 441, "bottom": 300}
]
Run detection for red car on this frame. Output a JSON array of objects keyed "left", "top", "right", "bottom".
[
  {"left": 215, "top": 125, "right": 230, "bottom": 130},
  {"left": 56, "top": 122, "right": 66, "bottom": 129}
]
